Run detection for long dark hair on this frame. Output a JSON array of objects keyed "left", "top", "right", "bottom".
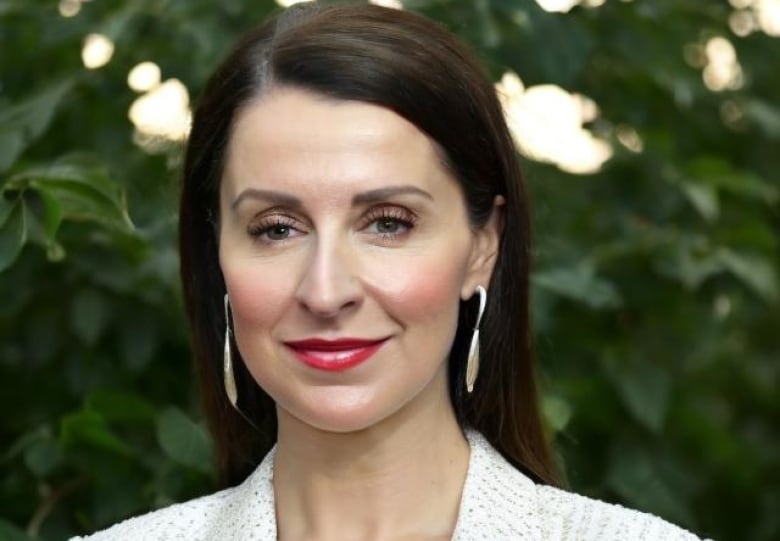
[{"left": 180, "top": 3, "right": 559, "bottom": 488}]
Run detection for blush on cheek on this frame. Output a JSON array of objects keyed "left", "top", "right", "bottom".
[
  {"left": 223, "top": 264, "right": 292, "bottom": 334},
  {"left": 366, "top": 254, "right": 467, "bottom": 327},
  {"left": 221, "top": 263, "right": 292, "bottom": 397}
]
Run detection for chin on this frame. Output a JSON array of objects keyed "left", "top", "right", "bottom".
[{"left": 276, "top": 385, "right": 408, "bottom": 435}]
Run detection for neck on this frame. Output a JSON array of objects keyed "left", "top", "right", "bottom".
[{"left": 273, "top": 374, "right": 470, "bottom": 541}]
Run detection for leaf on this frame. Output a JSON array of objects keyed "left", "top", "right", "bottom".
[
  {"left": 37, "top": 189, "right": 65, "bottom": 241},
  {"left": 532, "top": 262, "right": 622, "bottom": 309},
  {"left": 60, "top": 409, "right": 130, "bottom": 456},
  {"left": 23, "top": 437, "right": 63, "bottom": 478},
  {"left": 0, "top": 79, "right": 73, "bottom": 172},
  {"left": 2, "top": 425, "right": 52, "bottom": 464},
  {"left": 684, "top": 156, "right": 779, "bottom": 205},
  {"left": 0, "top": 131, "right": 25, "bottom": 174},
  {"left": 681, "top": 182, "right": 719, "bottom": 223},
  {"left": 475, "top": 0, "right": 500, "bottom": 47},
  {"left": 717, "top": 249, "right": 779, "bottom": 301},
  {"left": 0, "top": 199, "right": 26, "bottom": 272},
  {"left": 156, "top": 407, "right": 213, "bottom": 474},
  {"left": 602, "top": 354, "right": 671, "bottom": 433},
  {"left": 653, "top": 234, "right": 722, "bottom": 290},
  {"left": 119, "top": 315, "right": 158, "bottom": 372},
  {"left": 0, "top": 520, "right": 38, "bottom": 541},
  {"left": 70, "top": 289, "right": 109, "bottom": 345},
  {"left": 654, "top": 236, "right": 778, "bottom": 300},
  {"left": 606, "top": 443, "right": 696, "bottom": 528},
  {"left": 744, "top": 99, "right": 780, "bottom": 138},
  {"left": 0, "top": 194, "right": 14, "bottom": 227},
  {"left": 8, "top": 154, "right": 134, "bottom": 231},
  {"left": 86, "top": 390, "right": 157, "bottom": 424},
  {"left": 541, "top": 393, "right": 572, "bottom": 433},
  {"left": 23, "top": 196, "right": 66, "bottom": 262}
]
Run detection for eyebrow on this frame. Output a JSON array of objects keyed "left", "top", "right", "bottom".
[
  {"left": 351, "top": 185, "right": 433, "bottom": 205},
  {"left": 231, "top": 189, "right": 301, "bottom": 210},
  {"left": 231, "top": 185, "right": 433, "bottom": 210}
]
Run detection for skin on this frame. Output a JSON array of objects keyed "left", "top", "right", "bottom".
[{"left": 219, "top": 86, "right": 503, "bottom": 541}]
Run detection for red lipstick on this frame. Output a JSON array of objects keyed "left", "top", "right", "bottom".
[{"left": 284, "top": 337, "right": 388, "bottom": 371}]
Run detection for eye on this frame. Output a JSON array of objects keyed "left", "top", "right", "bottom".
[
  {"left": 363, "top": 206, "right": 416, "bottom": 239},
  {"left": 265, "top": 224, "right": 293, "bottom": 240},
  {"left": 247, "top": 214, "right": 303, "bottom": 243},
  {"left": 371, "top": 218, "right": 408, "bottom": 235}
]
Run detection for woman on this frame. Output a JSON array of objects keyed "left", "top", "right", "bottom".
[{"left": 76, "top": 3, "right": 707, "bottom": 540}]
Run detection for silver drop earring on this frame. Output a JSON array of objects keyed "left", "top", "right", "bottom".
[
  {"left": 223, "top": 294, "right": 239, "bottom": 408},
  {"left": 466, "top": 285, "right": 487, "bottom": 393}
]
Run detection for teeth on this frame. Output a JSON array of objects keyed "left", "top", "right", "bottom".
[{"left": 308, "top": 349, "right": 360, "bottom": 361}]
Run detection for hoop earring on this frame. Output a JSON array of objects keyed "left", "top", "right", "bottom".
[
  {"left": 223, "top": 294, "right": 238, "bottom": 408},
  {"left": 466, "top": 285, "right": 487, "bottom": 393}
]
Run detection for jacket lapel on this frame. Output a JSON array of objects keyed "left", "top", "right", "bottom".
[{"left": 451, "top": 430, "right": 542, "bottom": 540}]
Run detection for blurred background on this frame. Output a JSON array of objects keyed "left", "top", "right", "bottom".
[{"left": 1, "top": 0, "right": 778, "bottom": 539}]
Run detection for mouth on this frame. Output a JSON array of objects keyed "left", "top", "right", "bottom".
[{"left": 283, "top": 337, "right": 390, "bottom": 372}]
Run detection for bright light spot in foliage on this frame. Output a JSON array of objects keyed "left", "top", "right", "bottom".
[
  {"left": 615, "top": 125, "right": 644, "bottom": 153},
  {"left": 729, "top": 0, "right": 780, "bottom": 37},
  {"left": 535, "top": 0, "right": 605, "bottom": 12},
  {"left": 370, "top": 0, "right": 404, "bottom": 8},
  {"left": 714, "top": 294, "right": 732, "bottom": 318},
  {"left": 275, "top": 0, "right": 314, "bottom": 7},
  {"left": 702, "top": 37, "right": 744, "bottom": 92},
  {"left": 128, "top": 62, "right": 162, "bottom": 93},
  {"left": 59, "top": 0, "right": 80, "bottom": 17},
  {"left": 756, "top": 0, "right": 780, "bottom": 36},
  {"left": 128, "top": 79, "right": 191, "bottom": 144},
  {"left": 81, "top": 33, "right": 114, "bottom": 69},
  {"left": 683, "top": 43, "right": 707, "bottom": 68},
  {"left": 535, "top": 0, "right": 581, "bottom": 12},
  {"left": 720, "top": 99, "right": 746, "bottom": 129},
  {"left": 496, "top": 71, "right": 613, "bottom": 175},
  {"left": 729, "top": 10, "right": 758, "bottom": 36}
]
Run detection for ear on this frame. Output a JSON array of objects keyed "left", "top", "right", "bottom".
[{"left": 461, "top": 195, "right": 505, "bottom": 300}]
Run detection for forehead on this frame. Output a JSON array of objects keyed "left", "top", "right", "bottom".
[{"left": 221, "top": 86, "right": 451, "bottom": 199}]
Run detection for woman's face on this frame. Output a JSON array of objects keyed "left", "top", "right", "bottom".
[{"left": 219, "top": 87, "right": 501, "bottom": 434}]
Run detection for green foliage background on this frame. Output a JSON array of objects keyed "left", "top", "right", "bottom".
[{"left": 1, "top": 0, "right": 778, "bottom": 539}]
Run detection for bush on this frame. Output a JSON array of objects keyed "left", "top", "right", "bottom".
[{"left": 1, "top": 1, "right": 777, "bottom": 539}]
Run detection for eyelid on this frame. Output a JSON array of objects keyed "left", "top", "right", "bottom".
[
  {"left": 359, "top": 204, "right": 418, "bottom": 243},
  {"left": 251, "top": 212, "right": 298, "bottom": 228},
  {"left": 247, "top": 211, "right": 307, "bottom": 241},
  {"left": 361, "top": 204, "right": 418, "bottom": 225}
]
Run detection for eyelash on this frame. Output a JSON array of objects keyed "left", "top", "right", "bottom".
[
  {"left": 246, "top": 205, "right": 417, "bottom": 244},
  {"left": 361, "top": 206, "right": 417, "bottom": 241},
  {"left": 247, "top": 214, "right": 300, "bottom": 243}
]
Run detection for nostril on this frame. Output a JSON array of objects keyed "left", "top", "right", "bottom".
[
  {"left": 301, "top": 297, "right": 359, "bottom": 319},
  {"left": 294, "top": 244, "right": 362, "bottom": 317}
]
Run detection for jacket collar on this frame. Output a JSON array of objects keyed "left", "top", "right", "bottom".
[
  {"left": 238, "top": 429, "right": 541, "bottom": 540},
  {"left": 452, "top": 429, "right": 541, "bottom": 540}
]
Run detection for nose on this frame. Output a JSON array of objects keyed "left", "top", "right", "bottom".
[{"left": 294, "top": 234, "right": 362, "bottom": 319}]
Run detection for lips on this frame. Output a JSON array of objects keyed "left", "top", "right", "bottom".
[{"left": 284, "top": 337, "right": 388, "bottom": 372}]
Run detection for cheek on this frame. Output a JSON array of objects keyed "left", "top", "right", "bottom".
[
  {"left": 221, "top": 258, "right": 296, "bottom": 337},
  {"left": 364, "top": 248, "right": 469, "bottom": 332}
]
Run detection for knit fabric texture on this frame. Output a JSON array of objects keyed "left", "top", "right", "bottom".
[{"left": 72, "top": 430, "right": 709, "bottom": 540}]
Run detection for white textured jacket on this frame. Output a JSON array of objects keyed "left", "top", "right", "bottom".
[{"left": 73, "top": 430, "right": 708, "bottom": 540}]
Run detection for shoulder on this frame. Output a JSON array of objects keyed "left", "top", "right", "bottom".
[
  {"left": 459, "top": 430, "right": 708, "bottom": 541},
  {"left": 70, "top": 448, "right": 277, "bottom": 541},
  {"left": 535, "top": 484, "right": 707, "bottom": 541},
  {"left": 68, "top": 487, "right": 237, "bottom": 541}
]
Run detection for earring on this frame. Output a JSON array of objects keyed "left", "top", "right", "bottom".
[
  {"left": 466, "top": 285, "right": 487, "bottom": 393},
  {"left": 223, "top": 295, "right": 259, "bottom": 429},
  {"left": 223, "top": 294, "right": 238, "bottom": 408}
]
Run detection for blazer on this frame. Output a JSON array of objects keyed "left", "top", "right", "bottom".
[{"left": 73, "top": 430, "right": 708, "bottom": 540}]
